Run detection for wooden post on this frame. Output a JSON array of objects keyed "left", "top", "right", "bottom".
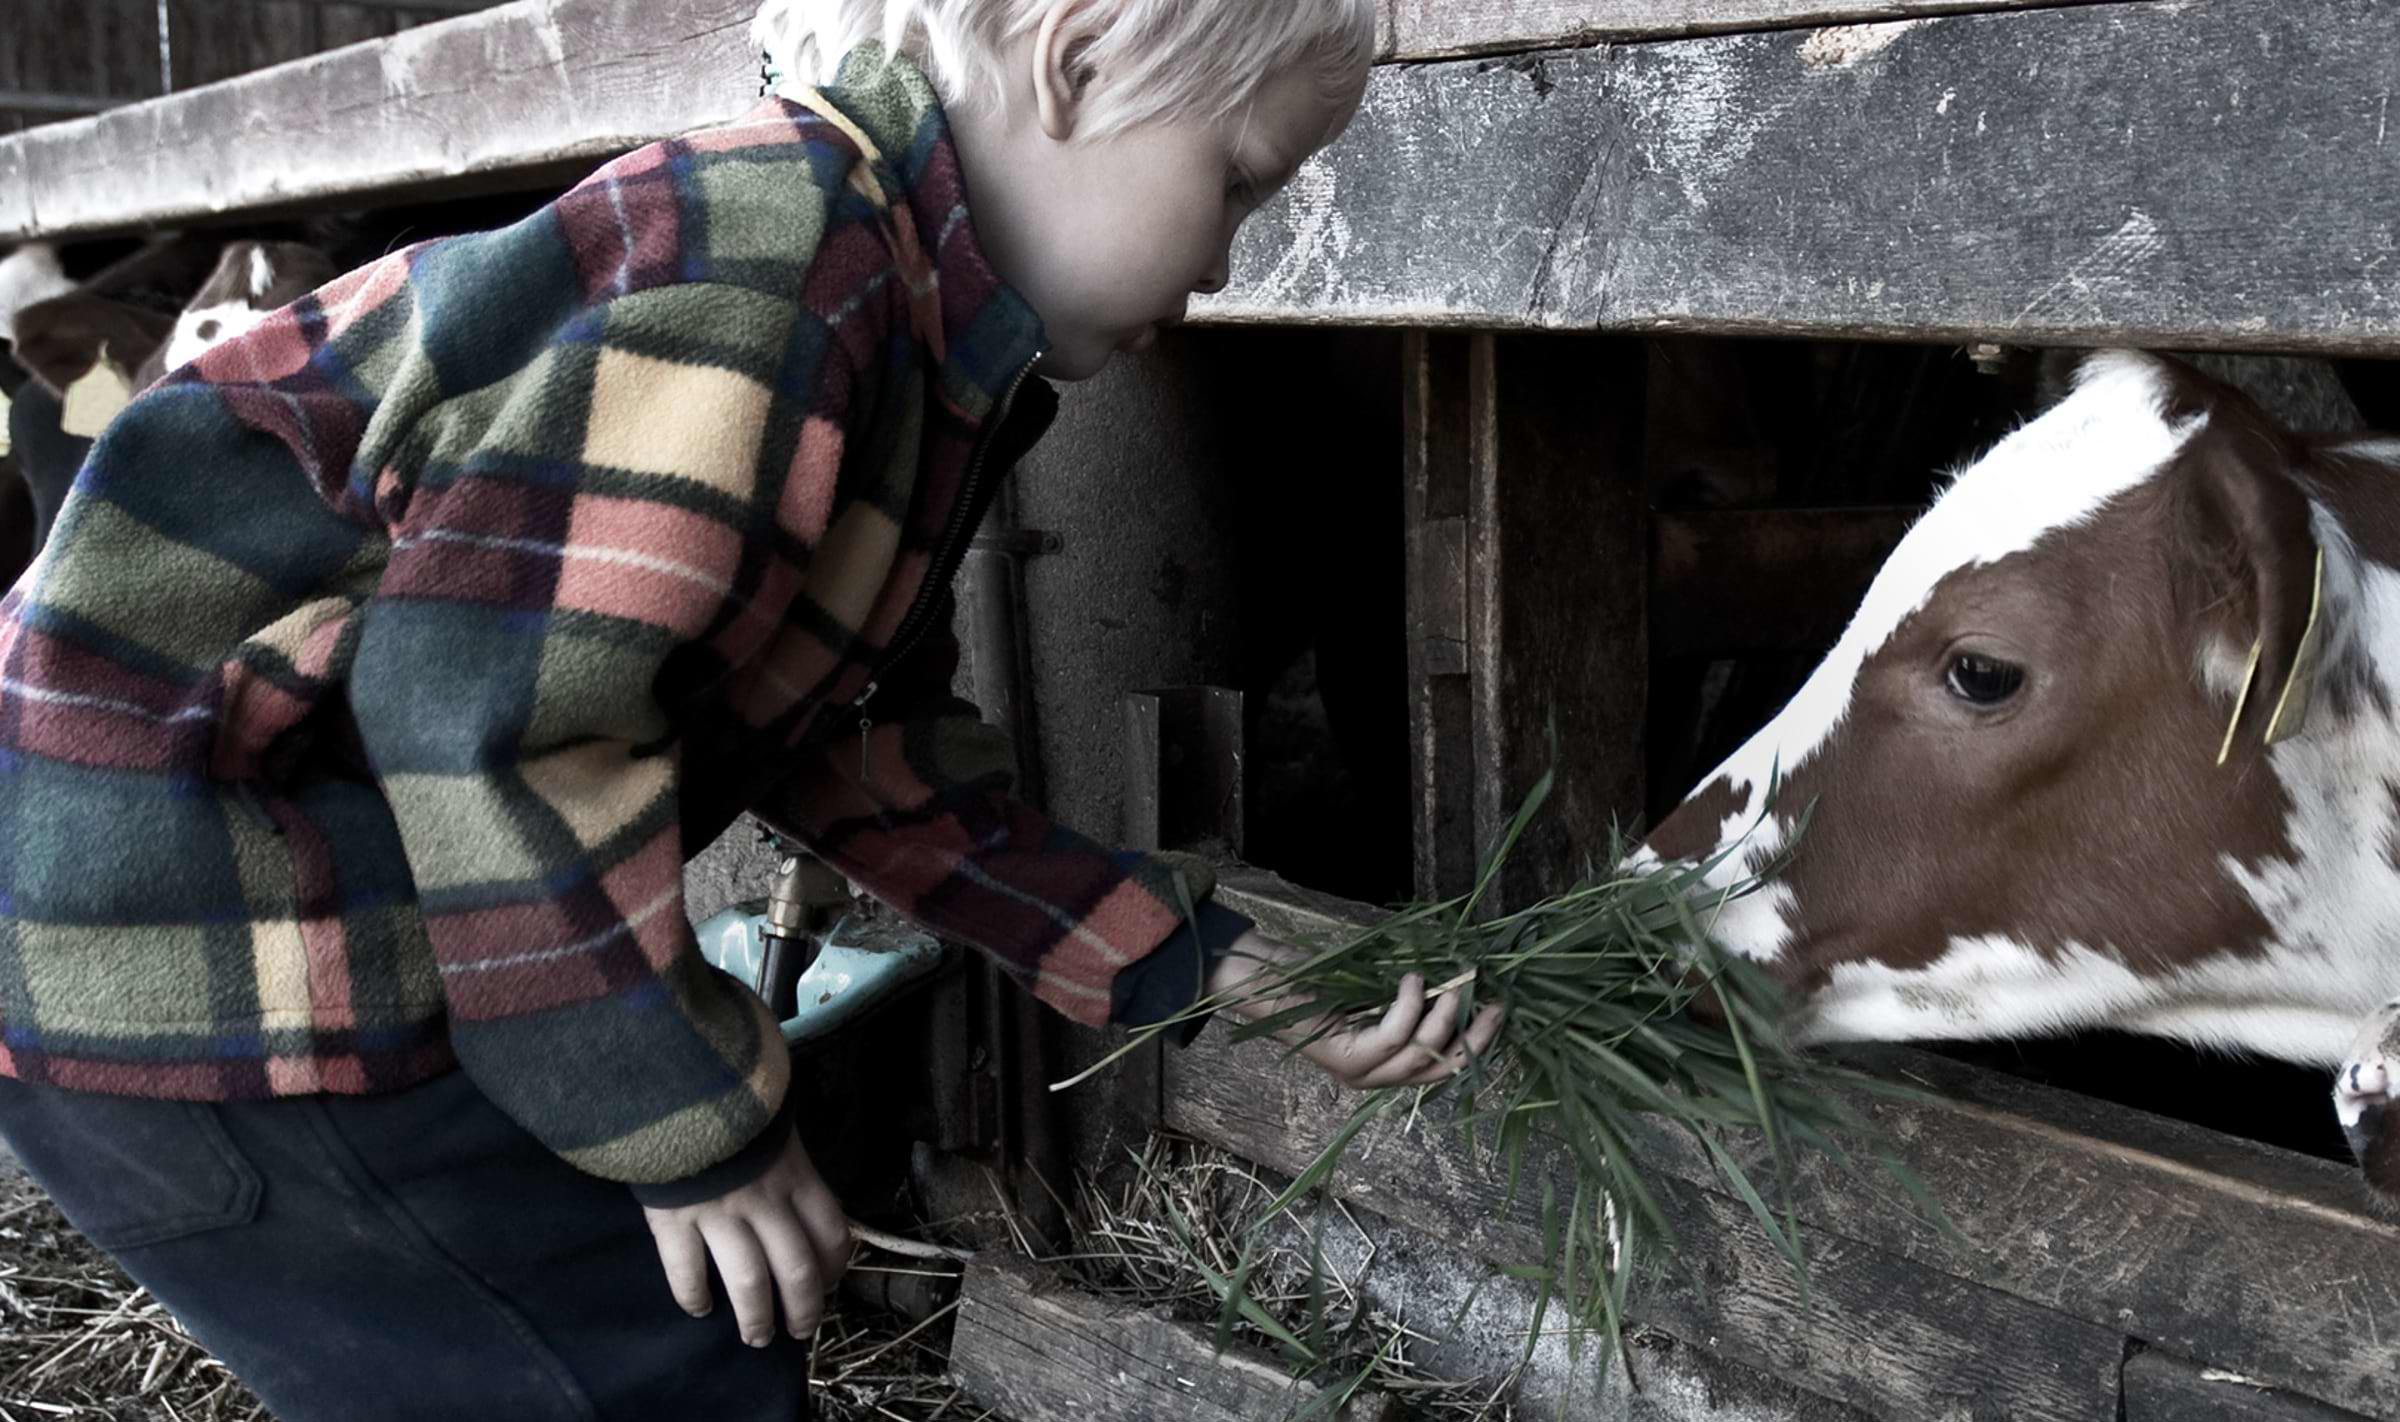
[
  {"left": 1404, "top": 331, "right": 1647, "bottom": 908},
  {"left": 951, "top": 1254, "right": 1398, "bottom": 1422}
]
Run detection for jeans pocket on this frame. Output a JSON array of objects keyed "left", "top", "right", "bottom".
[{"left": 0, "top": 1082, "right": 262, "bottom": 1252}]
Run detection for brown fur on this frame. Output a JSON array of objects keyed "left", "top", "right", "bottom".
[{"left": 1647, "top": 358, "right": 2337, "bottom": 997}]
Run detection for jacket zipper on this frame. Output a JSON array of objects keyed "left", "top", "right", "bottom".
[{"left": 849, "top": 348, "right": 1046, "bottom": 767}]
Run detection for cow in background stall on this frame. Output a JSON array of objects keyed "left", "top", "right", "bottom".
[
  {"left": 1639, "top": 350, "right": 2400, "bottom": 1201},
  {"left": 0, "top": 237, "right": 335, "bottom": 569}
]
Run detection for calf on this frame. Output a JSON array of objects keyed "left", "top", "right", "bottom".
[
  {"left": 0, "top": 238, "right": 333, "bottom": 561},
  {"left": 1641, "top": 351, "right": 2400, "bottom": 1196},
  {"left": 146, "top": 239, "right": 336, "bottom": 387}
]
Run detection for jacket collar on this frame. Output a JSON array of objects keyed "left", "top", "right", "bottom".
[{"left": 759, "top": 45, "right": 1046, "bottom": 417}]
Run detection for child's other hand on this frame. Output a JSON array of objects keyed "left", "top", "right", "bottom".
[
  {"left": 1211, "top": 929, "right": 1504, "bottom": 1090},
  {"left": 641, "top": 1126, "right": 851, "bottom": 1345}
]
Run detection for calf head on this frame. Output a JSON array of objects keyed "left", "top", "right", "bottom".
[
  {"left": 150, "top": 241, "right": 337, "bottom": 384},
  {"left": 4, "top": 239, "right": 335, "bottom": 398},
  {"left": 1644, "top": 352, "right": 2379, "bottom": 1061}
]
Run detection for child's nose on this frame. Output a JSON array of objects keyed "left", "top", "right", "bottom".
[{"left": 1192, "top": 269, "right": 1226, "bottom": 296}]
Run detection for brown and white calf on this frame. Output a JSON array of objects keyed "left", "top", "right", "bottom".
[
  {"left": 4, "top": 237, "right": 335, "bottom": 396},
  {"left": 0, "top": 238, "right": 334, "bottom": 566},
  {"left": 1641, "top": 350, "right": 2400, "bottom": 1195}
]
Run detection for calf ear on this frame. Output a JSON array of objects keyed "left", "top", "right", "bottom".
[
  {"left": 8, "top": 295, "right": 174, "bottom": 398},
  {"left": 2174, "top": 412, "right": 2324, "bottom": 759}
]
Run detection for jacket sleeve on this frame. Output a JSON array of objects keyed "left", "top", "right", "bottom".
[
  {"left": 752, "top": 608, "right": 1254, "bottom": 1034},
  {"left": 345, "top": 275, "right": 849, "bottom": 1188}
]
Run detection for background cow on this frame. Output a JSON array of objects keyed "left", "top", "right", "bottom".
[
  {"left": 1641, "top": 350, "right": 2400, "bottom": 1199},
  {"left": 0, "top": 236, "right": 335, "bottom": 565}
]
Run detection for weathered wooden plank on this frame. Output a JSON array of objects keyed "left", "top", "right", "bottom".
[
  {"left": 949, "top": 1253, "right": 1393, "bottom": 1422},
  {"left": 2121, "top": 1352, "right": 2368, "bottom": 1422},
  {"left": 1403, "top": 332, "right": 1647, "bottom": 906},
  {"left": 1376, "top": 0, "right": 2115, "bottom": 61},
  {"left": 1403, "top": 331, "right": 1478, "bottom": 898},
  {"left": 1164, "top": 1010, "right": 2124, "bottom": 1420},
  {"left": 1207, "top": 0, "right": 2400, "bottom": 353},
  {"left": 0, "top": 0, "right": 2122, "bottom": 230},
  {"left": 1479, "top": 333, "right": 1647, "bottom": 907},
  {"left": 1201, "top": 869, "right": 2400, "bottom": 1419},
  {"left": 0, "top": 0, "right": 2379, "bottom": 361},
  {"left": 5, "top": 0, "right": 2394, "bottom": 357},
  {"left": 1650, "top": 507, "right": 1917, "bottom": 658},
  {"left": 0, "top": 0, "right": 762, "bottom": 240}
]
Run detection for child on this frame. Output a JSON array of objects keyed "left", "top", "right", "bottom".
[{"left": 0, "top": 1, "right": 1500, "bottom": 1418}]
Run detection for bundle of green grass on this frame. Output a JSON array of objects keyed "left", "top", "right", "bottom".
[{"left": 1090, "top": 771, "right": 1938, "bottom": 1374}]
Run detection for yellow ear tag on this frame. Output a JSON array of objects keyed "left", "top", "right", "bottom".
[
  {"left": 2215, "top": 639, "right": 2263, "bottom": 768},
  {"left": 60, "top": 344, "right": 134, "bottom": 439},
  {"left": 0, "top": 386, "right": 12, "bottom": 458},
  {"left": 2215, "top": 546, "right": 2328, "bottom": 766},
  {"left": 2262, "top": 546, "right": 2327, "bottom": 746}
]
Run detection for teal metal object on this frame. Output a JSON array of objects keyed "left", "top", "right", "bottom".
[{"left": 697, "top": 901, "right": 949, "bottom": 1045}]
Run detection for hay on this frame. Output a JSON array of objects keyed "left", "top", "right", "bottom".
[
  {"left": 0, "top": 1168, "right": 267, "bottom": 1422},
  {"left": 1051, "top": 1133, "right": 1523, "bottom": 1421},
  {"left": 1066, "top": 769, "right": 1942, "bottom": 1373}
]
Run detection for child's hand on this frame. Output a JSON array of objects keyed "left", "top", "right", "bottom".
[
  {"left": 641, "top": 1126, "right": 852, "bottom": 1345},
  {"left": 1211, "top": 929, "right": 1504, "bottom": 1089}
]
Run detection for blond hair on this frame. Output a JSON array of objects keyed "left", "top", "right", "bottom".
[{"left": 751, "top": 0, "right": 1376, "bottom": 141}]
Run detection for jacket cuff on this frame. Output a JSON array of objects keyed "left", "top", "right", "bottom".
[
  {"left": 627, "top": 1083, "right": 797, "bottom": 1209},
  {"left": 1108, "top": 898, "right": 1253, "bottom": 1047}
]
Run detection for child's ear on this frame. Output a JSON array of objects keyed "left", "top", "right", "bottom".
[{"left": 1031, "top": 0, "right": 1104, "bottom": 141}]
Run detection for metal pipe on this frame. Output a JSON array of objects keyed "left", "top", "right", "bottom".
[{"left": 962, "top": 539, "right": 1047, "bottom": 807}]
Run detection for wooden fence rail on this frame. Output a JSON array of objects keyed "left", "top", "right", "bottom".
[
  {"left": 5, "top": 1, "right": 2397, "bottom": 360},
  {"left": 1165, "top": 868, "right": 2400, "bottom": 1420}
]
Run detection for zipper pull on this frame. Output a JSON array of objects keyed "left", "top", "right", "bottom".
[{"left": 855, "top": 680, "right": 879, "bottom": 782}]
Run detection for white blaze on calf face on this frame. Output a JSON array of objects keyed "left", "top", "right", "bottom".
[
  {"left": 1683, "top": 353, "right": 2204, "bottom": 962},
  {"left": 158, "top": 243, "right": 313, "bottom": 379},
  {"left": 159, "top": 302, "right": 273, "bottom": 378}
]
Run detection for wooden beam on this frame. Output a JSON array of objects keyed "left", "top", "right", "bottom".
[
  {"left": 1403, "top": 332, "right": 1647, "bottom": 907},
  {"left": 2121, "top": 1352, "right": 2363, "bottom": 1422},
  {"left": 299, "top": 0, "right": 496, "bottom": 13},
  {"left": 1194, "top": 869, "right": 2400, "bottom": 1420},
  {"left": 1206, "top": 0, "right": 2400, "bottom": 354},
  {"left": 949, "top": 1253, "right": 1395, "bottom": 1422},
  {"left": 5, "top": 2, "right": 2395, "bottom": 358},
  {"left": 1376, "top": 0, "right": 2118, "bottom": 60},
  {"left": 1165, "top": 996, "right": 2125, "bottom": 1415},
  {"left": 0, "top": 0, "right": 762, "bottom": 240}
]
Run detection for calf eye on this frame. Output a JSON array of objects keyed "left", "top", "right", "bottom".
[{"left": 1947, "top": 653, "right": 2025, "bottom": 706}]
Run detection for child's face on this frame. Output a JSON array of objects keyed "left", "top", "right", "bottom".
[{"left": 954, "top": 56, "right": 1364, "bottom": 381}]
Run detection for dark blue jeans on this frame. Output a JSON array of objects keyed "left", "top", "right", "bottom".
[{"left": 0, "top": 1069, "right": 811, "bottom": 1420}]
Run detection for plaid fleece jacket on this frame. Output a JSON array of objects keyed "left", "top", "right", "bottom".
[{"left": 0, "top": 50, "right": 1234, "bottom": 1188}]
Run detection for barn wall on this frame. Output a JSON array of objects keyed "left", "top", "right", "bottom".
[{"left": 0, "top": 0, "right": 508, "bottom": 135}]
